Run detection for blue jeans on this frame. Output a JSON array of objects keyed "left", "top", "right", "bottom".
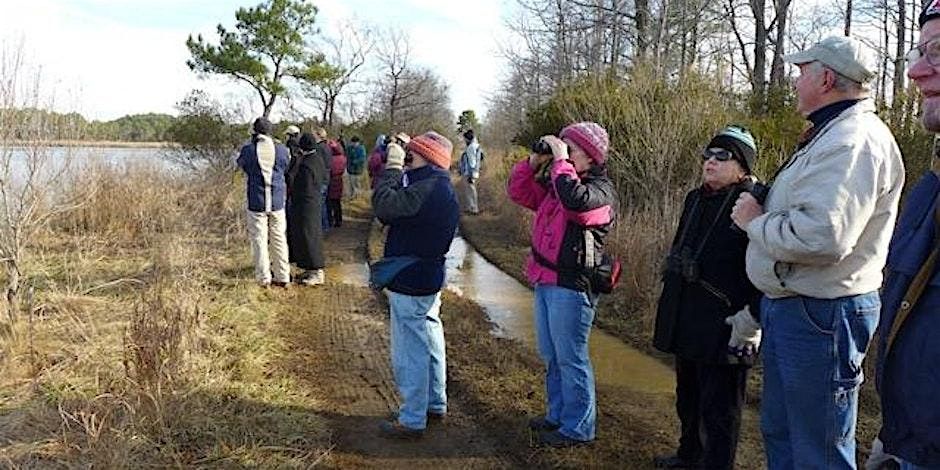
[
  {"left": 760, "top": 292, "right": 880, "bottom": 470},
  {"left": 533, "top": 284, "right": 596, "bottom": 441},
  {"left": 389, "top": 291, "right": 446, "bottom": 430}
]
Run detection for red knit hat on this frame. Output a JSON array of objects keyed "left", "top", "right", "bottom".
[
  {"left": 559, "top": 122, "right": 609, "bottom": 165},
  {"left": 406, "top": 131, "right": 453, "bottom": 169}
]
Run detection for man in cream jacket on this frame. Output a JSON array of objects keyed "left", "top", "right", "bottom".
[{"left": 731, "top": 36, "right": 904, "bottom": 470}]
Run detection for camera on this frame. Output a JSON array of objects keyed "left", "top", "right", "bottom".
[{"left": 531, "top": 138, "right": 552, "bottom": 155}]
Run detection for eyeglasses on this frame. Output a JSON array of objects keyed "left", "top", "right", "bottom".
[
  {"left": 701, "top": 148, "right": 734, "bottom": 162},
  {"left": 906, "top": 36, "right": 940, "bottom": 68}
]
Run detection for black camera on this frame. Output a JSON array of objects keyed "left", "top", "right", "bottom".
[{"left": 531, "top": 138, "right": 552, "bottom": 155}]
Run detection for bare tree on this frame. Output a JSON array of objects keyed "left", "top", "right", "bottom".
[
  {"left": 0, "top": 42, "right": 85, "bottom": 326},
  {"left": 376, "top": 28, "right": 412, "bottom": 129}
]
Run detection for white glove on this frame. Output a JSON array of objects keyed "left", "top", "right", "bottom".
[
  {"left": 386, "top": 143, "right": 405, "bottom": 171},
  {"left": 864, "top": 437, "right": 899, "bottom": 470},
  {"left": 724, "top": 306, "right": 761, "bottom": 358},
  {"left": 541, "top": 135, "right": 569, "bottom": 162}
]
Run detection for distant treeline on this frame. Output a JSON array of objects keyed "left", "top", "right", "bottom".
[{"left": 4, "top": 108, "right": 176, "bottom": 142}]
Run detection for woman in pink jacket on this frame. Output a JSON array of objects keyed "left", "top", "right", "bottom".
[
  {"left": 507, "top": 122, "right": 616, "bottom": 448},
  {"left": 327, "top": 140, "right": 347, "bottom": 227}
]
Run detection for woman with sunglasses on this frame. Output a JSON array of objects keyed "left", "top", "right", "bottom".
[{"left": 652, "top": 125, "right": 764, "bottom": 470}]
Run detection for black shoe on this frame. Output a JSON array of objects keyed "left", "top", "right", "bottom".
[
  {"left": 653, "top": 454, "right": 702, "bottom": 469},
  {"left": 426, "top": 411, "right": 446, "bottom": 425},
  {"left": 378, "top": 420, "right": 424, "bottom": 440},
  {"left": 537, "top": 429, "right": 590, "bottom": 448},
  {"left": 528, "top": 415, "right": 561, "bottom": 431}
]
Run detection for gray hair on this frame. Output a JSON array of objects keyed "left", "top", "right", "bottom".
[{"left": 809, "top": 61, "right": 870, "bottom": 94}]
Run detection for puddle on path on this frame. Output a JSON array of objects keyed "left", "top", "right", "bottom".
[{"left": 332, "top": 235, "right": 675, "bottom": 395}]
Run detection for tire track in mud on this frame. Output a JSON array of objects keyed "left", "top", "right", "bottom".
[{"left": 274, "top": 210, "right": 515, "bottom": 469}]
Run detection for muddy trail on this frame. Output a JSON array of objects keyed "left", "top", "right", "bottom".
[{"left": 267, "top": 202, "right": 764, "bottom": 469}]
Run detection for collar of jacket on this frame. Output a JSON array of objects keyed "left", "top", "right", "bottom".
[
  {"left": 792, "top": 98, "right": 876, "bottom": 156},
  {"left": 806, "top": 98, "right": 864, "bottom": 130}
]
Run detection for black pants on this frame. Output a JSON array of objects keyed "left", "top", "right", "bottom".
[
  {"left": 674, "top": 357, "right": 748, "bottom": 470},
  {"left": 327, "top": 198, "right": 342, "bottom": 227}
]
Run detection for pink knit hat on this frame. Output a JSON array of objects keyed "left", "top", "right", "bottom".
[
  {"left": 406, "top": 131, "right": 453, "bottom": 169},
  {"left": 559, "top": 122, "right": 609, "bottom": 165}
]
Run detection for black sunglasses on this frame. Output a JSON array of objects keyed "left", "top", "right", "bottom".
[{"left": 701, "top": 148, "right": 734, "bottom": 162}]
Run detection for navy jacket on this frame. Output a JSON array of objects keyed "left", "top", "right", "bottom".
[
  {"left": 372, "top": 165, "right": 459, "bottom": 296},
  {"left": 237, "top": 136, "right": 289, "bottom": 212},
  {"left": 876, "top": 171, "right": 940, "bottom": 466}
]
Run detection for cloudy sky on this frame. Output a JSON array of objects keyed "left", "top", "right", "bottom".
[{"left": 0, "top": 0, "right": 509, "bottom": 121}]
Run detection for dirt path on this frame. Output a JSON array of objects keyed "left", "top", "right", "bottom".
[{"left": 270, "top": 204, "right": 516, "bottom": 469}]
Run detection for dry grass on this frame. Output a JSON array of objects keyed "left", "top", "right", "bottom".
[{"left": 0, "top": 162, "right": 330, "bottom": 467}]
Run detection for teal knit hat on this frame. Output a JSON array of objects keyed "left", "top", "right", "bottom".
[{"left": 706, "top": 125, "right": 757, "bottom": 174}]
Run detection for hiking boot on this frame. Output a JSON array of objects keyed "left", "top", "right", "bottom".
[
  {"left": 272, "top": 281, "right": 290, "bottom": 289},
  {"left": 426, "top": 411, "right": 446, "bottom": 425},
  {"left": 537, "top": 429, "right": 590, "bottom": 448},
  {"left": 528, "top": 415, "right": 560, "bottom": 432},
  {"left": 378, "top": 420, "right": 424, "bottom": 440},
  {"left": 300, "top": 269, "right": 325, "bottom": 286},
  {"left": 258, "top": 280, "right": 271, "bottom": 288},
  {"left": 653, "top": 454, "right": 702, "bottom": 469}
]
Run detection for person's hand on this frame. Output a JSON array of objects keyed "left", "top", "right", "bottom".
[
  {"left": 731, "top": 192, "right": 763, "bottom": 230},
  {"left": 541, "top": 135, "right": 569, "bottom": 162},
  {"left": 528, "top": 152, "right": 551, "bottom": 169},
  {"left": 386, "top": 143, "right": 405, "bottom": 171},
  {"left": 725, "top": 306, "right": 761, "bottom": 358}
]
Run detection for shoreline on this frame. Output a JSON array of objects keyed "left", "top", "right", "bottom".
[{"left": 3, "top": 140, "right": 176, "bottom": 149}]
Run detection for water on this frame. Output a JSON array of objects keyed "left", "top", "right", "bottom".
[
  {"left": 335, "top": 234, "right": 675, "bottom": 395},
  {"left": 0, "top": 146, "right": 170, "bottom": 182}
]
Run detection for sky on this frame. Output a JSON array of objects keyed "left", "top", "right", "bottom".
[{"left": 0, "top": 0, "right": 509, "bottom": 122}]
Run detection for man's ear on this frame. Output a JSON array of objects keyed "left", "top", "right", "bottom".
[{"left": 821, "top": 68, "right": 836, "bottom": 91}]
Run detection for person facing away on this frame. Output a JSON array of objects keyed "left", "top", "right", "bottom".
[
  {"left": 284, "top": 125, "right": 301, "bottom": 162},
  {"left": 869, "top": 4, "right": 940, "bottom": 469},
  {"left": 458, "top": 128, "right": 484, "bottom": 215},
  {"left": 372, "top": 131, "right": 459, "bottom": 440},
  {"left": 327, "top": 140, "right": 347, "bottom": 227},
  {"left": 285, "top": 133, "right": 327, "bottom": 286},
  {"left": 507, "top": 122, "right": 617, "bottom": 448},
  {"left": 368, "top": 134, "right": 389, "bottom": 190},
  {"left": 730, "top": 35, "right": 905, "bottom": 470},
  {"left": 345, "top": 136, "right": 368, "bottom": 198},
  {"left": 236, "top": 117, "right": 291, "bottom": 288},
  {"left": 313, "top": 128, "right": 333, "bottom": 233},
  {"left": 652, "top": 125, "right": 764, "bottom": 470}
]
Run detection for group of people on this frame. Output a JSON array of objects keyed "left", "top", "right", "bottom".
[
  {"left": 652, "top": 17, "right": 940, "bottom": 470},
  {"left": 236, "top": 120, "right": 363, "bottom": 287},
  {"left": 238, "top": 7, "right": 940, "bottom": 468}
]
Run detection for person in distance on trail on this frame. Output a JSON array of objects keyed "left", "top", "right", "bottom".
[
  {"left": 458, "top": 129, "right": 484, "bottom": 215},
  {"left": 507, "top": 122, "right": 617, "bottom": 448},
  {"left": 372, "top": 131, "right": 459, "bottom": 440},
  {"left": 731, "top": 35, "right": 904, "bottom": 469},
  {"left": 236, "top": 117, "right": 290, "bottom": 288},
  {"left": 652, "top": 125, "right": 764, "bottom": 470},
  {"left": 286, "top": 133, "right": 327, "bottom": 286}
]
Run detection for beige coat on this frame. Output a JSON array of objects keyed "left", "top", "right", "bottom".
[{"left": 745, "top": 99, "right": 904, "bottom": 299}]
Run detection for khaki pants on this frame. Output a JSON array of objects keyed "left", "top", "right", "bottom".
[
  {"left": 347, "top": 172, "right": 363, "bottom": 199},
  {"left": 463, "top": 179, "right": 479, "bottom": 214},
  {"left": 245, "top": 209, "right": 290, "bottom": 284}
]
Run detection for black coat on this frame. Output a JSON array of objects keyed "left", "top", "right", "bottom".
[
  {"left": 653, "top": 185, "right": 762, "bottom": 365},
  {"left": 286, "top": 149, "right": 326, "bottom": 270}
]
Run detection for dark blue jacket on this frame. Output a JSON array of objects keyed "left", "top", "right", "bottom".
[
  {"left": 237, "top": 136, "right": 289, "bottom": 212},
  {"left": 876, "top": 171, "right": 940, "bottom": 466},
  {"left": 372, "top": 165, "right": 459, "bottom": 296}
]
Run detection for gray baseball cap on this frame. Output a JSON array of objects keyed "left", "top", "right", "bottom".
[{"left": 784, "top": 35, "right": 876, "bottom": 84}]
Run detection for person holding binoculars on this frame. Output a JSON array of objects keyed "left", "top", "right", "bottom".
[
  {"left": 653, "top": 125, "right": 764, "bottom": 470},
  {"left": 507, "top": 122, "right": 616, "bottom": 448}
]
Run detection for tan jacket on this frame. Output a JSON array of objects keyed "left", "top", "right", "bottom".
[{"left": 745, "top": 99, "right": 904, "bottom": 299}]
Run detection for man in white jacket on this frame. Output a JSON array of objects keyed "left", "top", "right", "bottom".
[
  {"left": 458, "top": 129, "right": 484, "bottom": 215},
  {"left": 731, "top": 36, "right": 905, "bottom": 470}
]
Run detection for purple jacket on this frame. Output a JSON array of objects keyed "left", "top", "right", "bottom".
[{"left": 507, "top": 158, "right": 616, "bottom": 291}]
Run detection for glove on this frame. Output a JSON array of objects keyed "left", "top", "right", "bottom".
[
  {"left": 541, "top": 135, "right": 569, "bottom": 162},
  {"left": 724, "top": 306, "right": 761, "bottom": 358},
  {"left": 386, "top": 143, "right": 405, "bottom": 171},
  {"left": 864, "top": 437, "right": 899, "bottom": 470}
]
